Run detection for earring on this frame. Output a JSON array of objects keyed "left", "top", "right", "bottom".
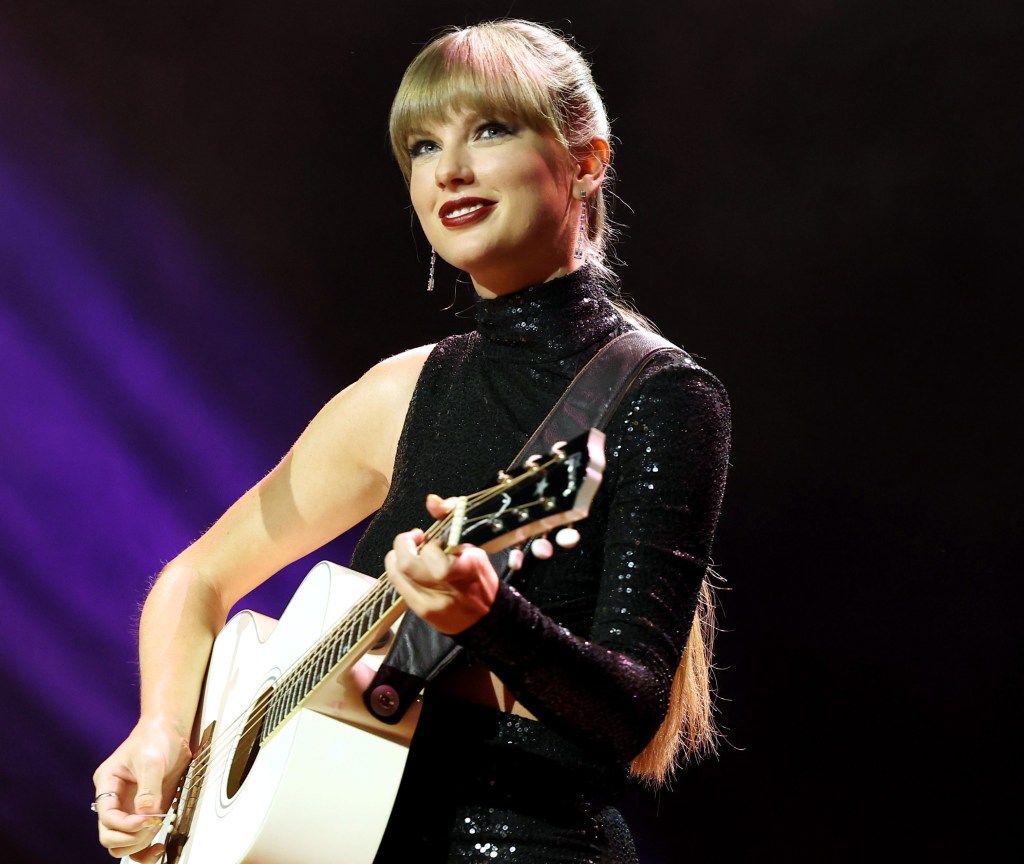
[
  {"left": 426, "top": 248, "right": 436, "bottom": 292},
  {"left": 573, "top": 189, "right": 588, "bottom": 261}
]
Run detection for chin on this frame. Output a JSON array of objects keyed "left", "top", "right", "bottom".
[{"left": 441, "top": 247, "right": 502, "bottom": 276}]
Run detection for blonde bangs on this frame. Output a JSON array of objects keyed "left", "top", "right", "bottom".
[{"left": 389, "top": 26, "right": 562, "bottom": 179}]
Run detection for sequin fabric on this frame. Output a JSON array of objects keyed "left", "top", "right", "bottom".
[{"left": 351, "top": 267, "right": 731, "bottom": 863}]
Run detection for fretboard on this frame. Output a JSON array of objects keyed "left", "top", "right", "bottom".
[{"left": 261, "top": 578, "right": 400, "bottom": 739}]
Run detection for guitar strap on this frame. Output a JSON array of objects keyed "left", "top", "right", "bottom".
[{"left": 364, "top": 328, "right": 683, "bottom": 724}]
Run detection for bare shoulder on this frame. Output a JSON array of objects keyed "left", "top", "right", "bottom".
[
  {"left": 355, "top": 343, "right": 434, "bottom": 404},
  {"left": 300, "top": 343, "right": 434, "bottom": 485},
  {"left": 166, "top": 344, "right": 438, "bottom": 600}
]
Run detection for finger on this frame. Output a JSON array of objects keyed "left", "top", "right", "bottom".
[
  {"left": 128, "top": 845, "right": 165, "bottom": 864},
  {"left": 425, "top": 493, "right": 458, "bottom": 519},
  {"left": 390, "top": 530, "right": 424, "bottom": 572},
  {"left": 397, "top": 528, "right": 426, "bottom": 555},
  {"left": 99, "top": 806, "right": 165, "bottom": 835},
  {"left": 411, "top": 540, "right": 456, "bottom": 581},
  {"left": 91, "top": 785, "right": 124, "bottom": 819},
  {"left": 134, "top": 786, "right": 162, "bottom": 815},
  {"left": 93, "top": 781, "right": 147, "bottom": 840},
  {"left": 387, "top": 540, "right": 450, "bottom": 603},
  {"left": 384, "top": 541, "right": 424, "bottom": 595},
  {"left": 443, "top": 542, "right": 470, "bottom": 559},
  {"left": 443, "top": 547, "right": 500, "bottom": 608},
  {"left": 133, "top": 760, "right": 170, "bottom": 815},
  {"left": 100, "top": 817, "right": 163, "bottom": 857}
]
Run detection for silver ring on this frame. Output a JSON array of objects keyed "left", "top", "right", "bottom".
[{"left": 90, "top": 791, "right": 117, "bottom": 812}]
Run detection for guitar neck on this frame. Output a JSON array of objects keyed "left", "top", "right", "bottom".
[
  {"left": 261, "top": 578, "right": 404, "bottom": 741},
  {"left": 259, "top": 507, "right": 463, "bottom": 741}
]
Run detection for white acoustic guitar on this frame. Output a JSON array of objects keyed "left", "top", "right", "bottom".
[{"left": 135, "top": 428, "right": 605, "bottom": 864}]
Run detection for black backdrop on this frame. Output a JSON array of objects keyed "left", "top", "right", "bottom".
[{"left": 0, "top": 1, "right": 1019, "bottom": 862}]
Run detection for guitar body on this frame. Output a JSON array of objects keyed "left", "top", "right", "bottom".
[
  {"left": 130, "top": 429, "right": 606, "bottom": 864},
  {"left": 148, "top": 561, "right": 419, "bottom": 864}
]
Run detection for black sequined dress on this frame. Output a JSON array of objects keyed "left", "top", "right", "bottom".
[{"left": 351, "top": 267, "right": 731, "bottom": 863}]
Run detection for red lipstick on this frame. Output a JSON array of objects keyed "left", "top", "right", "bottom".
[{"left": 439, "top": 197, "right": 496, "bottom": 227}]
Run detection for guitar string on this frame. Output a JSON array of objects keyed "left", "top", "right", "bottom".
[{"left": 169, "top": 455, "right": 568, "bottom": 804}]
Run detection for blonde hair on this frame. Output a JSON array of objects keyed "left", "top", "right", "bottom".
[
  {"left": 392, "top": 20, "right": 720, "bottom": 784},
  {"left": 630, "top": 576, "right": 721, "bottom": 785}
]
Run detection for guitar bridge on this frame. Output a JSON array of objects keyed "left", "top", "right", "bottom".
[{"left": 163, "top": 721, "right": 215, "bottom": 863}]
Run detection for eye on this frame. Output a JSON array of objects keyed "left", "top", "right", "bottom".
[
  {"left": 476, "top": 121, "right": 514, "bottom": 141},
  {"left": 408, "top": 138, "right": 439, "bottom": 159}
]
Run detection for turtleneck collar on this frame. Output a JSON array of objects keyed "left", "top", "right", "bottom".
[{"left": 473, "top": 266, "right": 624, "bottom": 362}]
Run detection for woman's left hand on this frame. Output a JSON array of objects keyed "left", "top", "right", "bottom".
[{"left": 384, "top": 494, "right": 499, "bottom": 634}]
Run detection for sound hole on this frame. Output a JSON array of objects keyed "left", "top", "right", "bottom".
[{"left": 226, "top": 687, "right": 271, "bottom": 798}]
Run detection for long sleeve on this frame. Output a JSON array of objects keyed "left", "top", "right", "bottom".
[{"left": 455, "top": 356, "right": 731, "bottom": 762}]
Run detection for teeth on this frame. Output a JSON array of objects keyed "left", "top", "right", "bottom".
[{"left": 446, "top": 203, "right": 484, "bottom": 218}]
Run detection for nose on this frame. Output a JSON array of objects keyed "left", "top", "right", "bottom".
[{"left": 435, "top": 142, "right": 473, "bottom": 189}]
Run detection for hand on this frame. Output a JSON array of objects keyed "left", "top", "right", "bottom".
[
  {"left": 92, "top": 717, "right": 191, "bottom": 861},
  {"left": 384, "top": 494, "right": 499, "bottom": 634}
]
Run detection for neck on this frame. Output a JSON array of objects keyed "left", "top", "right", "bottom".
[{"left": 471, "top": 260, "right": 582, "bottom": 300}]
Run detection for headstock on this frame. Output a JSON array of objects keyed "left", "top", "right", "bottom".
[{"left": 432, "top": 427, "right": 605, "bottom": 555}]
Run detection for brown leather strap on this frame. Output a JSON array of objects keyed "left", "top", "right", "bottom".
[
  {"left": 364, "top": 329, "right": 682, "bottom": 724},
  {"left": 507, "top": 329, "right": 680, "bottom": 470}
]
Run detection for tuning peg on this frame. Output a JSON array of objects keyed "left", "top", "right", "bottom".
[
  {"left": 508, "top": 548, "right": 525, "bottom": 571},
  {"left": 555, "top": 527, "right": 580, "bottom": 549},
  {"left": 530, "top": 537, "right": 554, "bottom": 560}
]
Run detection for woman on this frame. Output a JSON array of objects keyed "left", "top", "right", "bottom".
[{"left": 93, "top": 19, "right": 731, "bottom": 863}]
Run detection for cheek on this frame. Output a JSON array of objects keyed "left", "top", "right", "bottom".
[
  {"left": 409, "top": 180, "right": 431, "bottom": 220},
  {"left": 524, "top": 170, "right": 572, "bottom": 229},
  {"left": 408, "top": 165, "right": 436, "bottom": 213},
  {"left": 521, "top": 152, "right": 572, "bottom": 211},
  {"left": 511, "top": 153, "right": 557, "bottom": 189}
]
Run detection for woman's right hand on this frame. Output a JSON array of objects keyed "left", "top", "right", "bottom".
[{"left": 92, "top": 717, "right": 192, "bottom": 862}]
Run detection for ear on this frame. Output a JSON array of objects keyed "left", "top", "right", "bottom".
[{"left": 574, "top": 137, "right": 610, "bottom": 196}]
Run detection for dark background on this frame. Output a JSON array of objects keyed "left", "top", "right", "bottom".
[{"left": 1, "top": 1, "right": 1019, "bottom": 862}]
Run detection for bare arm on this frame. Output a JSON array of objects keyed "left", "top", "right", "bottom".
[{"left": 92, "top": 344, "right": 431, "bottom": 861}]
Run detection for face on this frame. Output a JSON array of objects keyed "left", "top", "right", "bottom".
[{"left": 406, "top": 107, "right": 579, "bottom": 297}]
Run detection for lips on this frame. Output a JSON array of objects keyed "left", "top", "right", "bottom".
[{"left": 438, "top": 197, "right": 496, "bottom": 227}]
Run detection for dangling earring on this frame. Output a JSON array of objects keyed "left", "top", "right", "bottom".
[
  {"left": 426, "top": 248, "right": 436, "bottom": 292},
  {"left": 573, "top": 189, "right": 588, "bottom": 261}
]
